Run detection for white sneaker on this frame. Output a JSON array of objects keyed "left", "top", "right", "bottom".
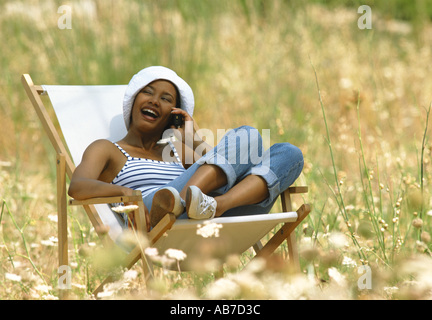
[
  {"left": 150, "top": 187, "right": 184, "bottom": 227},
  {"left": 186, "top": 186, "right": 217, "bottom": 220}
]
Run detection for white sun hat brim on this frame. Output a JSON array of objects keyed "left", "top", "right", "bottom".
[{"left": 123, "top": 66, "right": 194, "bottom": 130}]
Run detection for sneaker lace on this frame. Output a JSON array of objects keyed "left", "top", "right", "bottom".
[{"left": 199, "top": 194, "right": 216, "bottom": 215}]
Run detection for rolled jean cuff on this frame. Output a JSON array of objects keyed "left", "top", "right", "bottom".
[
  {"left": 251, "top": 157, "right": 304, "bottom": 208},
  {"left": 251, "top": 166, "right": 280, "bottom": 207}
]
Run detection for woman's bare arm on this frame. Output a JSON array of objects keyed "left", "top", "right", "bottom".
[{"left": 68, "top": 140, "right": 134, "bottom": 200}]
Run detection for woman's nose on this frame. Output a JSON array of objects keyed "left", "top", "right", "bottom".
[{"left": 150, "top": 95, "right": 160, "bottom": 107}]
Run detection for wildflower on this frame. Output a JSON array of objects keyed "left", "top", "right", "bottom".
[
  {"left": 339, "top": 77, "right": 353, "bottom": 89},
  {"left": 111, "top": 204, "right": 139, "bottom": 213},
  {"left": 345, "top": 204, "right": 355, "bottom": 211},
  {"left": 328, "top": 267, "right": 347, "bottom": 287},
  {"left": 5, "top": 273, "right": 21, "bottom": 282},
  {"left": 0, "top": 161, "right": 12, "bottom": 167},
  {"left": 412, "top": 218, "right": 423, "bottom": 229},
  {"left": 97, "top": 289, "right": 114, "bottom": 299},
  {"left": 47, "top": 214, "right": 58, "bottom": 222},
  {"left": 196, "top": 221, "right": 223, "bottom": 238},
  {"left": 34, "top": 284, "right": 52, "bottom": 293},
  {"left": 205, "top": 278, "right": 240, "bottom": 299},
  {"left": 342, "top": 256, "right": 357, "bottom": 267},
  {"left": 72, "top": 283, "right": 86, "bottom": 289},
  {"left": 415, "top": 240, "right": 428, "bottom": 253},
  {"left": 123, "top": 269, "right": 138, "bottom": 280},
  {"left": 165, "top": 248, "right": 187, "bottom": 261},
  {"left": 245, "top": 257, "right": 266, "bottom": 274},
  {"left": 421, "top": 231, "right": 431, "bottom": 243},
  {"left": 384, "top": 286, "right": 399, "bottom": 297},
  {"left": 328, "top": 232, "right": 348, "bottom": 248},
  {"left": 145, "top": 247, "right": 159, "bottom": 257},
  {"left": 41, "top": 236, "right": 58, "bottom": 246}
]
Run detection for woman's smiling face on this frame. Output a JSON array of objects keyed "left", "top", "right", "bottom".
[{"left": 130, "top": 80, "right": 178, "bottom": 132}]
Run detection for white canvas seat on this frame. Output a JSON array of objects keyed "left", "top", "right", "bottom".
[
  {"left": 22, "top": 74, "right": 311, "bottom": 296},
  {"left": 42, "top": 85, "right": 129, "bottom": 242}
]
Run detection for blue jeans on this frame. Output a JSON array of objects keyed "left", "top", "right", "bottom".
[{"left": 142, "top": 126, "right": 304, "bottom": 217}]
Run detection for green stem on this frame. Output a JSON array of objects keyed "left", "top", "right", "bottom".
[
  {"left": 311, "top": 61, "right": 366, "bottom": 263},
  {"left": 420, "top": 103, "right": 431, "bottom": 221},
  {"left": 1, "top": 199, "right": 48, "bottom": 286},
  {"left": 356, "top": 98, "right": 387, "bottom": 262}
]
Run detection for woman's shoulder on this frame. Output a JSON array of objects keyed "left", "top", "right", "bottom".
[
  {"left": 83, "top": 139, "right": 119, "bottom": 158},
  {"left": 76, "top": 139, "right": 126, "bottom": 183},
  {"left": 85, "top": 138, "right": 113, "bottom": 149}
]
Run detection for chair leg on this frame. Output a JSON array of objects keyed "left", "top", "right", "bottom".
[
  {"left": 57, "top": 153, "right": 69, "bottom": 299},
  {"left": 281, "top": 190, "right": 300, "bottom": 270},
  {"left": 254, "top": 204, "right": 311, "bottom": 270},
  {"left": 286, "top": 232, "right": 300, "bottom": 271},
  {"left": 92, "top": 245, "right": 144, "bottom": 297},
  {"left": 253, "top": 241, "right": 263, "bottom": 254},
  {"left": 92, "top": 213, "right": 176, "bottom": 297}
]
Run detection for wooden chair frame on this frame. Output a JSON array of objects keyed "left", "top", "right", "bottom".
[{"left": 21, "top": 73, "right": 311, "bottom": 297}]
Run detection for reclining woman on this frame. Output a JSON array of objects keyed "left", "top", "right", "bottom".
[{"left": 68, "top": 66, "right": 304, "bottom": 230}]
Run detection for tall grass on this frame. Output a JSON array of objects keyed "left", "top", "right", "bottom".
[{"left": 1, "top": 0, "right": 432, "bottom": 299}]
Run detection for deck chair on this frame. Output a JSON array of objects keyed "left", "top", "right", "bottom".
[{"left": 21, "top": 74, "right": 311, "bottom": 297}]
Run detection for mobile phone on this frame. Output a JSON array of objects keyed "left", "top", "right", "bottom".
[{"left": 171, "top": 113, "right": 183, "bottom": 128}]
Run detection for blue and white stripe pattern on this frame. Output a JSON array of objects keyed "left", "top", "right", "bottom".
[{"left": 111, "top": 142, "right": 185, "bottom": 198}]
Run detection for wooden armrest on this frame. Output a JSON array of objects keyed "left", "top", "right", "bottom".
[
  {"left": 148, "top": 213, "right": 176, "bottom": 245},
  {"left": 69, "top": 191, "right": 143, "bottom": 206},
  {"left": 69, "top": 191, "right": 150, "bottom": 232},
  {"left": 34, "top": 85, "right": 45, "bottom": 94},
  {"left": 286, "top": 186, "right": 308, "bottom": 194}
]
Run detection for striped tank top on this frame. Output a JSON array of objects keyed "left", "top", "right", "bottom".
[{"left": 111, "top": 142, "right": 185, "bottom": 198}]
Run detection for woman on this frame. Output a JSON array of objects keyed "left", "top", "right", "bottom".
[{"left": 68, "top": 66, "right": 304, "bottom": 229}]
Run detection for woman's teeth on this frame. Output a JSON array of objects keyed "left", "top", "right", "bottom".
[{"left": 142, "top": 108, "right": 158, "bottom": 118}]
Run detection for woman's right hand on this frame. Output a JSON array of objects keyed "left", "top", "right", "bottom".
[{"left": 169, "top": 108, "right": 195, "bottom": 144}]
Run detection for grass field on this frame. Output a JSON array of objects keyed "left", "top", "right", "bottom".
[{"left": 1, "top": 0, "right": 432, "bottom": 299}]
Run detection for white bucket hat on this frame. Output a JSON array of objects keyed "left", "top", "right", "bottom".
[{"left": 123, "top": 66, "right": 195, "bottom": 130}]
